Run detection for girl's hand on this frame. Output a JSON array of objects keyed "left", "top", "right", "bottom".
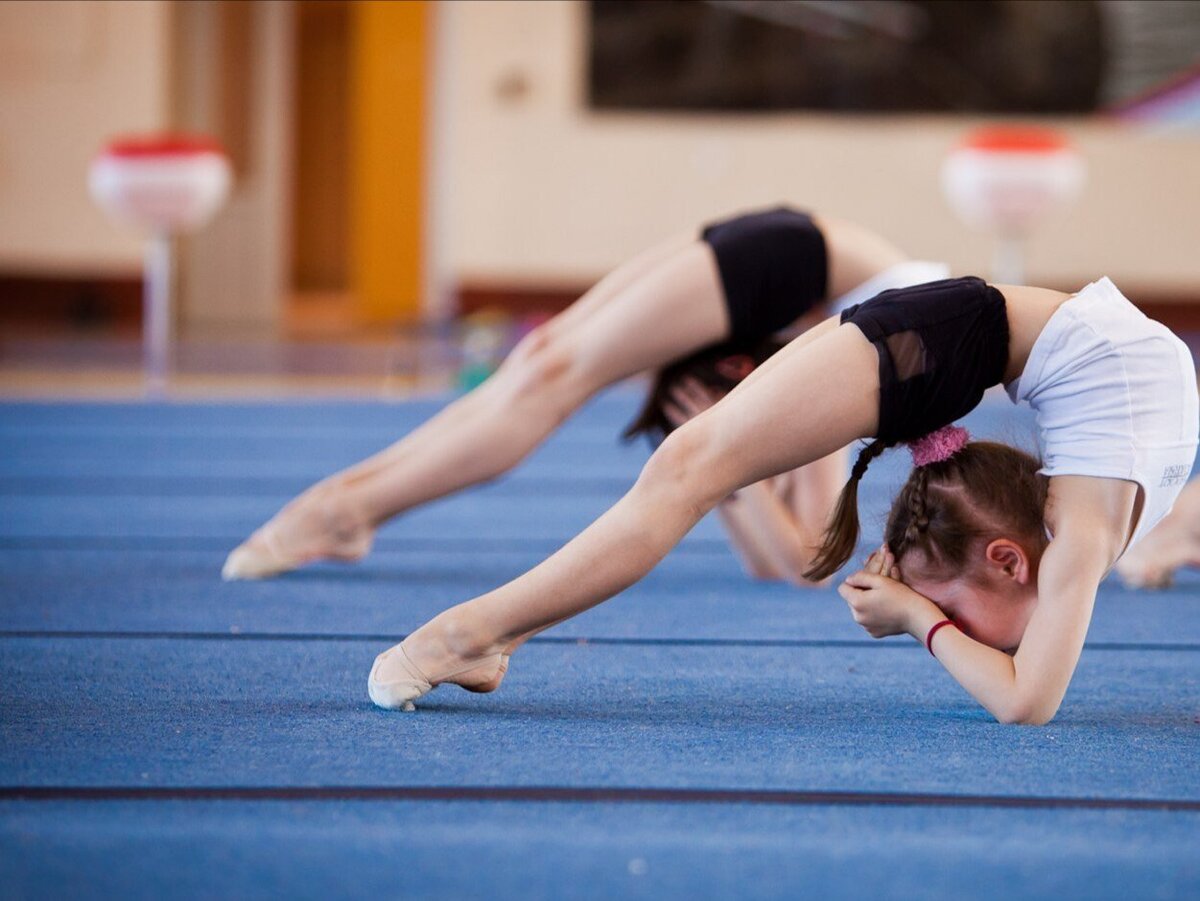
[
  {"left": 838, "top": 545, "right": 942, "bottom": 638},
  {"left": 662, "top": 377, "right": 724, "bottom": 428}
]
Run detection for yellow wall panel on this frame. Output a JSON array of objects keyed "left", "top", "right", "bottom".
[{"left": 350, "top": 0, "right": 426, "bottom": 323}]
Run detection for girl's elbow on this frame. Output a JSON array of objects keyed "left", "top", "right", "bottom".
[
  {"left": 783, "top": 543, "right": 831, "bottom": 587},
  {"left": 747, "top": 564, "right": 782, "bottom": 582},
  {"left": 785, "top": 570, "right": 831, "bottom": 589},
  {"left": 993, "top": 696, "right": 1060, "bottom": 726},
  {"left": 736, "top": 553, "right": 783, "bottom": 581},
  {"left": 743, "top": 550, "right": 819, "bottom": 586},
  {"left": 995, "top": 709, "right": 1055, "bottom": 727},
  {"left": 782, "top": 555, "right": 830, "bottom": 588},
  {"left": 748, "top": 565, "right": 819, "bottom": 587}
]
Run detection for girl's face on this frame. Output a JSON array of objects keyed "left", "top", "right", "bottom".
[
  {"left": 902, "top": 542, "right": 1040, "bottom": 654},
  {"left": 906, "top": 576, "right": 1036, "bottom": 653}
]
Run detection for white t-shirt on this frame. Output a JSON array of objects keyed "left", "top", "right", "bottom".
[
  {"left": 1005, "top": 277, "right": 1199, "bottom": 551},
  {"left": 831, "top": 260, "right": 952, "bottom": 315},
  {"left": 774, "top": 261, "right": 953, "bottom": 341}
]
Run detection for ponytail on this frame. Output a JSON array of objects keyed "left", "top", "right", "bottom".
[
  {"left": 885, "top": 441, "right": 1049, "bottom": 580},
  {"left": 803, "top": 439, "right": 889, "bottom": 581}
]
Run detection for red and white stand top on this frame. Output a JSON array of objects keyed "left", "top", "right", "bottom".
[
  {"left": 88, "top": 134, "right": 232, "bottom": 234},
  {"left": 941, "top": 126, "right": 1086, "bottom": 236}
]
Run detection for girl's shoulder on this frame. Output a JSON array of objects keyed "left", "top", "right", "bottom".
[{"left": 1043, "top": 474, "right": 1141, "bottom": 568}]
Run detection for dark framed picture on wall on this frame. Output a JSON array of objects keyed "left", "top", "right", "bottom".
[{"left": 588, "top": 0, "right": 1200, "bottom": 116}]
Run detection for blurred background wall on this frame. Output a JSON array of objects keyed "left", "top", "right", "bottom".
[
  {"left": 0, "top": 1, "right": 169, "bottom": 274},
  {"left": 442, "top": 0, "right": 1200, "bottom": 301},
  {"left": 1, "top": 0, "right": 1198, "bottom": 340}
]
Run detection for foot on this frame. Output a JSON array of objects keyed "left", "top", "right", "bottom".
[
  {"left": 1116, "top": 520, "right": 1200, "bottom": 589},
  {"left": 368, "top": 614, "right": 510, "bottom": 711},
  {"left": 222, "top": 479, "right": 375, "bottom": 580}
]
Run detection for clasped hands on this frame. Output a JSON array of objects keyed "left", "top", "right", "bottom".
[{"left": 838, "top": 544, "right": 944, "bottom": 640}]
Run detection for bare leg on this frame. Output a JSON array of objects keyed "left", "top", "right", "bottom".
[
  {"left": 815, "top": 215, "right": 909, "bottom": 298},
  {"left": 1115, "top": 478, "right": 1200, "bottom": 588},
  {"left": 223, "top": 236, "right": 728, "bottom": 579},
  {"left": 369, "top": 322, "right": 881, "bottom": 708}
]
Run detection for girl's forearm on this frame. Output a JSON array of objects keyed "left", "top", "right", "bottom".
[
  {"left": 716, "top": 481, "right": 822, "bottom": 584},
  {"left": 907, "top": 537, "right": 1107, "bottom": 725},
  {"left": 906, "top": 611, "right": 1026, "bottom": 723}
]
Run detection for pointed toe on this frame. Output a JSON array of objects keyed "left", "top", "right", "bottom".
[
  {"left": 221, "top": 546, "right": 253, "bottom": 581},
  {"left": 368, "top": 645, "right": 432, "bottom": 711},
  {"left": 221, "top": 536, "right": 299, "bottom": 581}
]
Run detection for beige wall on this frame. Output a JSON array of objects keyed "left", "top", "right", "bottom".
[
  {"left": 0, "top": 0, "right": 169, "bottom": 276},
  {"left": 173, "top": 0, "right": 294, "bottom": 331},
  {"left": 4, "top": 0, "right": 1196, "bottom": 320},
  {"left": 437, "top": 0, "right": 1200, "bottom": 297}
]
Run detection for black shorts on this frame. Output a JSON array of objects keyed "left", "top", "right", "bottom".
[
  {"left": 700, "top": 207, "right": 828, "bottom": 342},
  {"left": 839, "top": 277, "right": 1010, "bottom": 445}
]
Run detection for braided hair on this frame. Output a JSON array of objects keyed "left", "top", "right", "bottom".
[
  {"left": 898, "top": 466, "right": 931, "bottom": 557},
  {"left": 805, "top": 439, "right": 1049, "bottom": 583},
  {"left": 885, "top": 441, "right": 1049, "bottom": 580}
]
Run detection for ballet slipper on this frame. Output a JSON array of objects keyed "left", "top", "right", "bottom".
[
  {"left": 222, "top": 487, "right": 373, "bottom": 581},
  {"left": 221, "top": 528, "right": 309, "bottom": 581},
  {"left": 368, "top": 642, "right": 509, "bottom": 711}
]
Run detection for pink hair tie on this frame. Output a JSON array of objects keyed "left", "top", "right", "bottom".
[{"left": 908, "top": 425, "right": 970, "bottom": 467}]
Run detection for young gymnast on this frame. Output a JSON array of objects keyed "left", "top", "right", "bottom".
[
  {"left": 368, "top": 275, "right": 1198, "bottom": 725},
  {"left": 223, "top": 207, "right": 947, "bottom": 583}
]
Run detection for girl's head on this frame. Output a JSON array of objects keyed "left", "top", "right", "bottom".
[
  {"left": 805, "top": 433, "right": 1049, "bottom": 651},
  {"left": 624, "top": 338, "right": 785, "bottom": 442}
]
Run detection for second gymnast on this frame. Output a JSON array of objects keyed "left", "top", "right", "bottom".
[{"left": 224, "top": 207, "right": 946, "bottom": 584}]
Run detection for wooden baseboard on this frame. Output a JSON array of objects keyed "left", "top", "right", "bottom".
[
  {"left": 1136, "top": 300, "right": 1200, "bottom": 333},
  {"left": 8, "top": 275, "right": 1199, "bottom": 335},
  {"left": 0, "top": 275, "right": 142, "bottom": 328},
  {"left": 457, "top": 283, "right": 583, "bottom": 318},
  {"left": 457, "top": 280, "right": 1200, "bottom": 332}
]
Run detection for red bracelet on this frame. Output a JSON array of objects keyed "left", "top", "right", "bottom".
[{"left": 925, "top": 619, "right": 957, "bottom": 656}]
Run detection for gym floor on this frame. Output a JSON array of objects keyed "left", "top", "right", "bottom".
[{"left": 1, "top": 388, "right": 1198, "bottom": 899}]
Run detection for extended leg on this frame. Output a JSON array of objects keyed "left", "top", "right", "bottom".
[
  {"left": 369, "top": 322, "right": 881, "bottom": 708},
  {"left": 223, "top": 238, "right": 729, "bottom": 579}
]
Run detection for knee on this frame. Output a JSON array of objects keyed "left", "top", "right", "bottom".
[
  {"left": 637, "top": 420, "right": 728, "bottom": 511},
  {"left": 496, "top": 324, "right": 579, "bottom": 402}
]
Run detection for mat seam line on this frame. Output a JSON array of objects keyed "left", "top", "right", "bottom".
[
  {"left": 1, "top": 630, "right": 1196, "bottom": 652},
  {"left": 2, "top": 786, "right": 1197, "bottom": 811}
]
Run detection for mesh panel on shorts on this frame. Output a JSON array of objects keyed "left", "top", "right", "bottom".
[{"left": 886, "top": 331, "right": 927, "bottom": 382}]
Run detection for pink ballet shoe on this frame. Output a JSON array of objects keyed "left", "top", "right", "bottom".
[{"left": 367, "top": 642, "right": 509, "bottom": 711}]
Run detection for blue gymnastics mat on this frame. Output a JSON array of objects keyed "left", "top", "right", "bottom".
[{"left": 1, "top": 389, "right": 1198, "bottom": 901}]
